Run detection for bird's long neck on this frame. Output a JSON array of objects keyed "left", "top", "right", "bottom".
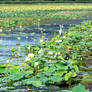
[
  {"left": 59, "top": 24, "right": 63, "bottom": 36},
  {"left": 60, "top": 24, "right": 62, "bottom": 29}
]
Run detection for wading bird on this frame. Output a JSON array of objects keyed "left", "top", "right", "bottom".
[{"left": 59, "top": 24, "right": 63, "bottom": 36}]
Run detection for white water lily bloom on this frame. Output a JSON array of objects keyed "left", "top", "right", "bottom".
[
  {"left": 25, "top": 57, "right": 30, "bottom": 61},
  {"left": 34, "top": 62, "right": 39, "bottom": 67},
  {"left": 58, "top": 40, "right": 62, "bottom": 42},
  {"left": 20, "top": 25, "right": 22, "bottom": 28},
  {"left": 89, "top": 34, "right": 92, "bottom": 37},
  {"left": 56, "top": 40, "right": 62, "bottom": 43},
  {"left": 17, "top": 37, "right": 21, "bottom": 40},
  {"left": 0, "top": 40, "right": 2, "bottom": 43},
  {"left": 38, "top": 19, "right": 40, "bottom": 21},
  {"left": 38, "top": 48, "right": 43, "bottom": 54},
  {"left": 28, "top": 53, "right": 34, "bottom": 58},
  {"left": 57, "top": 52, "right": 61, "bottom": 55},
  {"left": 6, "top": 60, "right": 9, "bottom": 64},
  {"left": 27, "top": 46, "right": 30, "bottom": 50},
  {"left": 26, "top": 36, "right": 28, "bottom": 39},
  {"left": 18, "top": 46, "right": 21, "bottom": 50},
  {"left": 40, "top": 39, "right": 43, "bottom": 42},
  {"left": 48, "top": 51, "right": 53, "bottom": 55},
  {"left": 63, "top": 36, "right": 66, "bottom": 38},
  {"left": 0, "top": 29, "right": 2, "bottom": 32}
]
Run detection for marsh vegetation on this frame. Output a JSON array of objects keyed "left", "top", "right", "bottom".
[{"left": 0, "top": 3, "right": 92, "bottom": 92}]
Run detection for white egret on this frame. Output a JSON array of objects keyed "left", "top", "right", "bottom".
[{"left": 59, "top": 24, "right": 63, "bottom": 36}]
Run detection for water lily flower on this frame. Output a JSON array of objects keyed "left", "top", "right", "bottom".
[
  {"left": 0, "top": 29, "right": 2, "bottom": 32},
  {"left": 20, "top": 25, "right": 22, "bottom": 28},
  {"left": 48, "top": 51, "right": 53, "bottom": 55},
  {"left": 0, "top": 40, "right": 2, "bottom": 43},
  {"left": 63, "top": 36, "right": 66, "bottom": 38},
  {"left": 89, "top": 34, "right": 92, "bottom": 37},
  {"left": 6, "top": 60, "right": 9, "bottom": 64},
  {"left": 17, "top": 46, "right": 21, "bottom": 50},
  {"left": 40, "top": 39, "right": 43, "bottom": 42},
  {"left": 56, "top": 40, "right": 62, "bottom": 43},
  {"left": 25, "top": 57, "right": 30, "bottom": 62},
  {"left": 38, "top": 48, "right": 43, "bottom": 54},
  {"left": 27, "top": 46, "right": 30, "bottom": 50},
  {"left": 57, "top": 52, "right": 61, "bottom": 55},
  {"left": 38, "top": 19, "right": 40, "bottom": 21},
  {"left": 26, "top": 36, "right": 28, "bottom": 39},
  {"left": 34, "top": 62, "right": 39, "bottom": 67},
  {"left": 17, "top": 37, "right": 21, "bottom": 40},
  {"left": 28, "top": 53, "right": 34, "bottom": 58}
]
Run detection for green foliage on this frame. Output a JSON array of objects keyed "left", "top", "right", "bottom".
[
  {"left": 22, "top": 76, "right": 42, "bottom": 87},
  {"left": 72, "top": 84, "right": 86, "bottom": 92},
  {"left": 10, "top": 48, "right": 18, "bottom": 52},
  {"left": 0, "top": 44, "right": 5, "bottom": 47},
  {"left": 0, "top": 21, "right": 91, "bottom": 88},
  {"left": 0, "top": 8, "right": 92, "bottom": 29},
  {"left": 0, "top": 19, "right": 24, "bottom": 29},
  {"left": 0, "top": 33, "right": 6, "bottom": 36}
]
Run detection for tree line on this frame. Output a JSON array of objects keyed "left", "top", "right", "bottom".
[{"left": 0, "top": 0, "right": 92, "bottom": 3}]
